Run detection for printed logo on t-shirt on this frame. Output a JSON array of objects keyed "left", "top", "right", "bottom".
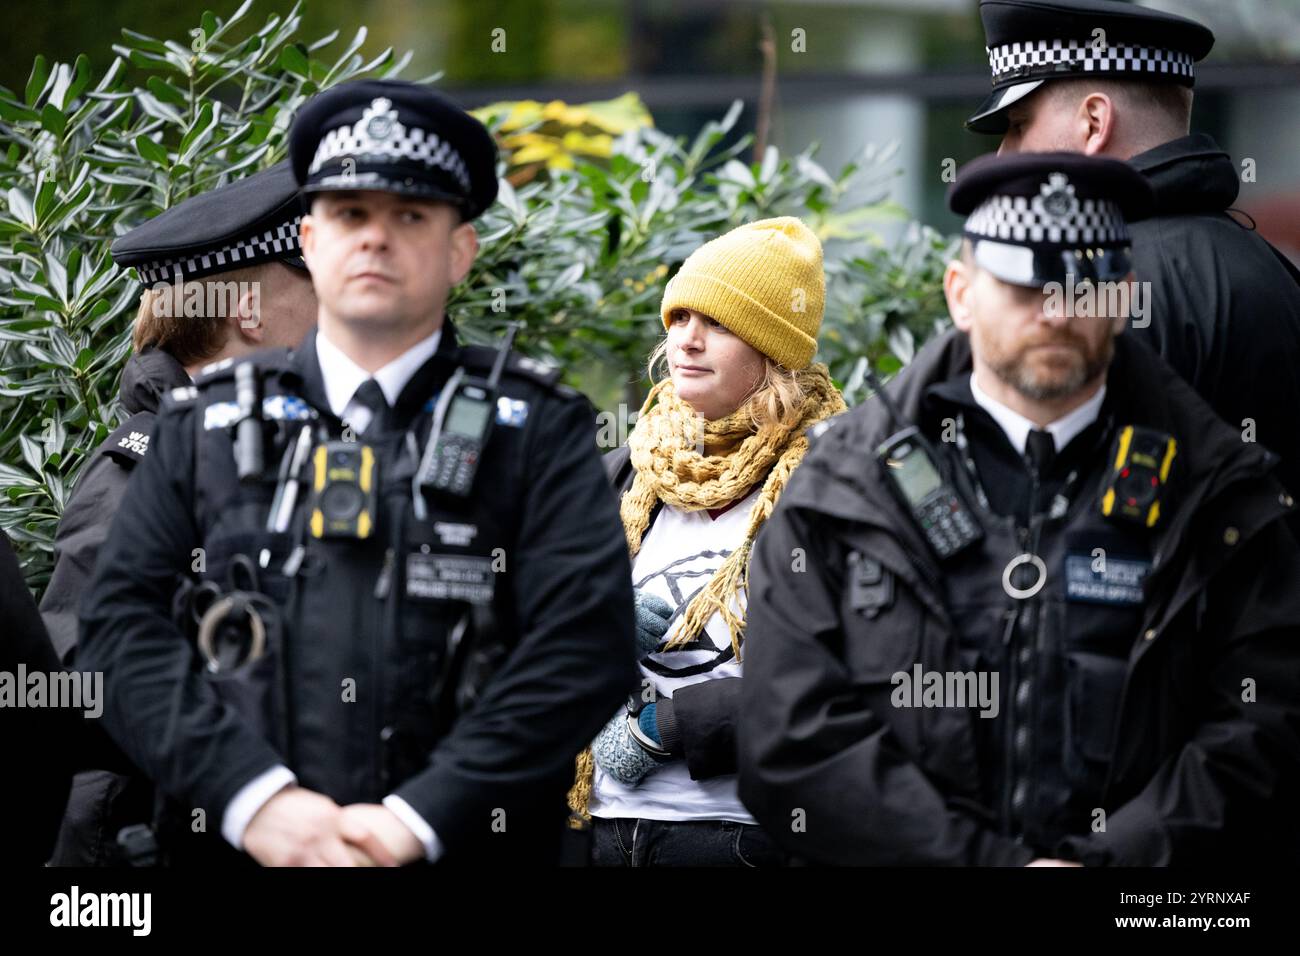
[{"left": 636, "top": 548, "right": 740, "bottom": 679}]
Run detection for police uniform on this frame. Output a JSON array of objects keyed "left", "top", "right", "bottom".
[
  {"left": 968, "top": 0, "right": 1300, "bottom": 532},
  {"left": 77, "top": 80, "right": 639, "bottom": 866},
  {"left": 42, "top": 162, "right": 308, "bottom": 867},
  {"left": 737, "top": 154, "right": 1300, "bottom": 865},
  {"left": 42, "top": 161, "right": 307, "bottom": 663}
]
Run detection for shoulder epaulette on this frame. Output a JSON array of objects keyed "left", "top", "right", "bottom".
[
  {"left": 192, "top": 347, "right": 294, "bottom": 388},
  {"left": 100, "top": 411, "right": 157, "bottom": 467},
  {"left": 461, "top": 345, "right": 565, "bottom": 389}
]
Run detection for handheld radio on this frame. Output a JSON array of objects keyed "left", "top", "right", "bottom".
[
  {"left": 864, "top": 365, "right": 983, "bottom": 560},
  {"left": 414, "top": 323, "right": 520, "bottom": 510}
]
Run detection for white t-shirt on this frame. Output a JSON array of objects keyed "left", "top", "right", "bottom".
[{"left": 589, "top": 487, "right": 760, "bottom": 824}]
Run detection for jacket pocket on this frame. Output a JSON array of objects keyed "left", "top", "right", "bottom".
[
  {"left": 1064, "top": 651, "right": 1126, "bottom": 780},
  {"left": 841, "top": 552, "right": 917, "bottom": 682}
]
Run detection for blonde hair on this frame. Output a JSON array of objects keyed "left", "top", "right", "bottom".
[{"left": 647, "top": 322, "right": 811, "bottom": 433}]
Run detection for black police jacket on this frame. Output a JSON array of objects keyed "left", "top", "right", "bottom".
[
  {"left": 738, "top": 329, "right": 1300, "bottom": 866},
  {"left": 41, "top": 346, "right": 191, "bottom": 662},
  {"left": 1, "top": 531, "right": 77, "bottom": 865},
  {"left": 40, "top": 346, "right": 189, "bottom": 866},
  {"left": 78, "top": 322, "right": 639, "bottom": 863},
  {"left": 1128, "top": 133, "right": 1300, "bottom": 522}
]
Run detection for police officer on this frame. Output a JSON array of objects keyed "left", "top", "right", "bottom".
[
  {"left": 42, "top": 162, "right": 316, "bottom": 866},
  {"left": 42, "top": 161, "right": 316, "bottom": 663},
  {"left": 77, "top": 80, "right": 639, "bottom": 867},
  {"left": 967, "top": 0, "right": 1300, "bottom": 527},
  {"left": 737, "top": 153, "right": 1300, "bottom": 865}
]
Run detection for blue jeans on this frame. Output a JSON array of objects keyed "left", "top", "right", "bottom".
[{"left": 591, "top": 817, "right": 787, "bottom": 867}]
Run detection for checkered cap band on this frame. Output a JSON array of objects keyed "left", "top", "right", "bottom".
[
  {"left": 964, "top": 195, "right": 1128, "bottom": 246},
  {"left": 308, "top": 99, "right": 471, "bottom": 195},
  {"left": 135, "top": 217, "right": 301, "bottom": 286},
  {"left": 987, "top": 39, "right": 1193, "bottom": 85}
]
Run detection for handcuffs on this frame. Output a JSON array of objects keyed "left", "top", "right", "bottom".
[
  {"left": 624, "top": 692, "right": 671, "bottom": 760},
  {"left": 190, "top": 554, "right": 270, "bottom": 674}
]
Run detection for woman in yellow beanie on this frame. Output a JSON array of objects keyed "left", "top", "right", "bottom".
[{"left": 569, "top": 216, "right": 847, "bottom": 866}]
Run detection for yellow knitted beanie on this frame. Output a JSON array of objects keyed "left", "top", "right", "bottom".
[{"left": 660, "top": 216, "right": 825, "bottom": 371}]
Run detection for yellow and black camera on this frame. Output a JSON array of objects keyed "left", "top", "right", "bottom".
[
  {"left": 1100, "top": 425, "right": 1177, "bottom": 528},
  {"left": 309, "top": 441, "right": 378, "bottom": 539}
]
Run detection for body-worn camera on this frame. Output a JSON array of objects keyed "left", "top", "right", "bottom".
[
  {"left": 1100, "top": 425, "right": 1178, "bottom": 528},
  {"left": 309, "top": 440, "right": 378, "bottom": 539}
]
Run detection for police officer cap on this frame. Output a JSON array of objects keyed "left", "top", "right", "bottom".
[
  {"left": 111, "top": 161, "right": 305, "bottom": 287},
  {"left": 289, "top": 79, "right": 498, "bottom": 220},
  {"left": 967, "top": 0, "right": 1216, "bottom": 134},
  {"left": 949, "top": 151, "right": 1154, "bottom": 288}
]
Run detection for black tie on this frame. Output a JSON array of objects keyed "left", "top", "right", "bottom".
[
  {"left": 350, "top": 378, "right": 389, "bottom": 434},
  {"left": 1025, "top": 428, "right": 1056, "bottom": 477}
]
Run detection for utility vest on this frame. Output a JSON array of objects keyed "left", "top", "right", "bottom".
[
  {"left": 165, "top": 342, "right": 556, "bottom": 818},
  {"left": 935, "top": 413, "right": 1156, "bottom": 853}
]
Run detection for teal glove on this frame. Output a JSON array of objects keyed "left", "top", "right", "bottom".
[
  {"left": 592, "top": 709, "right": 667, "bottom": 786},
  {"left": 634, "top": 590, "right": 674, "bottom": 655}
]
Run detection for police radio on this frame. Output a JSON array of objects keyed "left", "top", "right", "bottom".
[
  {"left": 878, "top": 427, "right": 983, "bottom": 560},
  {"left": 1100, "top": 425, "right": 1177, "bottom": 528},
  {"left": 414, "top": 323, "right": 520, "bottom": 511},
  {"left": 864, "top": 366, "right": 983, "bottom": 560}
]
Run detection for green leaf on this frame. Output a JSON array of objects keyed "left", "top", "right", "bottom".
[
  {"left": 178, "top": 101, "right": 217, "bottom": 164},
  {"left": 219, "top": 0, "right": 256, "bottom": 33},
  {"left": 119, "top": 29, "right": 168, "bottom": 54},
  {"left": 135, "top": 134, "right": 169, "bottom": 166},
  {"left": 324, "top": 26, "right": 368, "bottom": 83},
  {"left": 47, "top": 62, "right": 74, "bottom": 111},
  {"left": 147, "top": 75, "right": 188, "bottom": 106},
  {"left": 45, "top": 254, "right": 68, "bottom": 303},
  {"left": 134, "top": 91, "right": 184, "bottom": 125},
  {"left": 34, "top": 175, "right": 58, "bottom": 222},
  {"left": 6, "top": 188, "right": 35, "bottom": 228},
  {"left": 0, "top": 97, "right": 40, "bottom": 122},
  {"left": 19, "top": 434, "right": 45, "bottom": 474},
  {"left": 25, "top": 55, "right": 49, "bottom": 105},
  {"left": 63, "top": 54, "right": 93, "bottom": 107},
  {"left": 41, "top": 103, "right": 67, "bottom": 137},
  {"left": 279, "top": 44, "right": 309, "bottom": 77}
]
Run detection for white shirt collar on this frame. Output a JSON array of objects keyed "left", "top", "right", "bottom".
[
  {"left": 968, "top": 371, "right": 1106, "bottom": 456},
  {"left": 315, "top": 326, "right": 442, "bottom": 419}
]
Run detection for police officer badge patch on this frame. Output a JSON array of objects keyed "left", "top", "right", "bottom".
[
  {"left": 406, "top": 550, "right": 496, "bottom": 604},
  {"left": 364, "top": 97, "right": 397, "bottom": 141},
  {"left": 1035, "top": 172, "right": 1078, "bottom": 224},
  {"left": 1064, "top": 549, "right": 1151, "bottom": 606}
]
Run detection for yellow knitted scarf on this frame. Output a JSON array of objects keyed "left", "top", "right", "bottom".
[{"left": 568, "top": 364, "right": 847, "bottom": 823}]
